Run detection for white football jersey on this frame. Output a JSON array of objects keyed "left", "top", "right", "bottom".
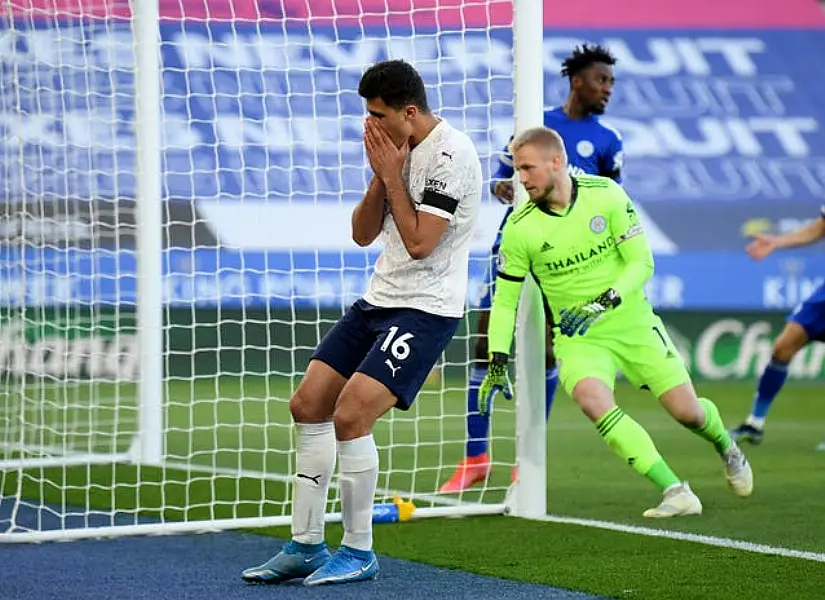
[{"left": 363, "top": 119, "right": 482, "bottom": 318}]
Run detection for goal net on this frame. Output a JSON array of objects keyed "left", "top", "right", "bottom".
[{"left": 0, "top": 0, "right": 527, "bottom": 541}]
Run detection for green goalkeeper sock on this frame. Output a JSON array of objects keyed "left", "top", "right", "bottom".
[
  {"left": 689, "top": 397, "right": 732, "bottom": 455},
  {"left": 596, "top": 406, "right": 681, "bottom": 491}
]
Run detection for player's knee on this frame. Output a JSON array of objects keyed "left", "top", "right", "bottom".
[
  {"left": 572, "top": 379, "right": 615, "bottom": 422},
  {"left": 771, "top": 346, "right": 796, "bottom": 365},
  {"left": 289, "top": 390, "right": 328, "bottom": 424},
  {"left": 673, "top": 401, "right": 704, "bottom": 429},
  {"left": 332, "top": 403, "right": 364, "bottom": 440},
  {"left": 772, "top": 323, "right": 809, "bottom": 363},
  {"left": 658, "top": 384, "right": 703, "bottom": 428},
  {"left": 772, "top": 339, "right": 801, "bottom": 364}
]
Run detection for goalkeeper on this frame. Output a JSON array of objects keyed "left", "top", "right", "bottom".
[{"left": 483, "top": 126, "right": 754, "bottom": 517}]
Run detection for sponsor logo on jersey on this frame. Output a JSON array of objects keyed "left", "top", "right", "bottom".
[{"left": 544, "top": 238, "right": 615, "bottom": 272}]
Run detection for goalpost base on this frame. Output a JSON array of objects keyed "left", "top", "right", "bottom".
[
  {"left": 0, "top": 502, "right": 507, "bottom": 544},
  {"left": 0, "top": 437, "right": 509, "bottom": 543}
]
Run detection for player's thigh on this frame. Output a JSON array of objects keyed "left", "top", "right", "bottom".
[
  {"left": 355, "top": 308, "right": 460, "bottom": 411},
  {"left": 299, "top": 299, "right": 379, "bottom": 419},
  {"left": 616, "top": 316, "right": 690, "bottom": 399},
  {"left": 554, "top": 335, "right": 617, "bottom": 398}
]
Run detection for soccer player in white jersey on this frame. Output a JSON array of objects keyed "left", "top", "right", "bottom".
[{"left": 241, "top": 59, "right": 482, "bottom": 586}]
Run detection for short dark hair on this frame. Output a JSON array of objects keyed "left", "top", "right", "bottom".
[
  {"left": 560, "top": 44, "right": 616, "bottom": 81},
  {"left": 358, "top": 59, "right": 430, "bottom": 112}
]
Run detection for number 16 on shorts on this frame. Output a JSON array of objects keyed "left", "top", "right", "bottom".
[{"left": 381, "top": 326, "right": 414, "bottom": 378}]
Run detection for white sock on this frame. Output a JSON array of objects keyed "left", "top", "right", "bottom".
[
  {"left": 745, "top": 415, "right": 765, "bottom": 429},
  {"left": 291, "top": 422, "right": 336, "bottom": 545},
  {"left": 338, "top": 434, "right": 379, "bottom": 552}
]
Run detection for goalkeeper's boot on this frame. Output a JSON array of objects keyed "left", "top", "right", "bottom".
[
  {"left": 722, "top": 440, "right": 754, "bottom": 497},
  {"left": 730, "top": 422, "right": 764, "bottom": 445},
  {"left": 303, "top": 546, "right": 379, "bottom": 586},
  {"left": 439, "top": 453, "right": 491, "bottom": 493},
  {"left": 643, "top": 482, "right": 703, "bottom": 519},
  {"left": 241, "top": 540, "right": 331, "bottom": 584}
]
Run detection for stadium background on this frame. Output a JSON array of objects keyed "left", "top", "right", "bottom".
[
  {"left": 4, "top": 0, "right": 825, "bottom": 379},
  {"left": 2, "top": 0, "right": 825, "bottom": 598}
]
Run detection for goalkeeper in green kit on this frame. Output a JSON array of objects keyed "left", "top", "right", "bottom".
[{"left": 481, "top": 126, "right": 754, "bottom": 517}]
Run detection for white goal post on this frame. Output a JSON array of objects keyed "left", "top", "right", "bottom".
[{"left": 0, "top": 0, "right": 545, "bottom": 542}]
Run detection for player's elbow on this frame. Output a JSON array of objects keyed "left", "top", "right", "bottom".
[
  {"left": 351, "top": 222, "right": 380, "bottom": 247},
  {"left": 406, "top": 243, "right": 433, "bottom": 260},
  {"left": 352, "top": 231, "right": 376, "bottom": 247},
  {"left": 405, "top": 235, "right": 440, "bottom": 259}
]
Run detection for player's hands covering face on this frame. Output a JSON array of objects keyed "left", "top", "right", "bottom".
[{"left": 364, "top": 118, "right": 409, "bottom": 182}]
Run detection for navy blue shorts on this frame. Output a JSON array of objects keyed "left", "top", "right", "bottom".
[
  {"left": 788, "top": 282, "right": 825, "bottom": 342},
  {"left": 478, "top": 206, "right": 514, "bottom": 310},
  {"left": 311, "top": 299, "right": 460, "bottom": 410}
]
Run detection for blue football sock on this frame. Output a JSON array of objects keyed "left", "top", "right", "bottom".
[
  {"left": 466, "top": 366, "right": 489, "bottom": 457},
  {"left": 751, "top": 359, "right": 789, "bottom": 420},
  {"left": 545, "top": 366, "right": 559, "bottom": 421}
]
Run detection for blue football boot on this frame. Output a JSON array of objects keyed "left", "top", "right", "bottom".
[
  {"left": 303, "top": 545, "right": 379, "bottom": 586},
  {"left": 241, "top": 540, "right": 331, "bottom": 584}
]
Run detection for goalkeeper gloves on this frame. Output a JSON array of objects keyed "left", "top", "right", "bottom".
[
  {"left": 478, "top": 352, "right": 513, "bottom": 417},
  {"left": 559, "top": 288, "right": 622, "bottom": 337}
]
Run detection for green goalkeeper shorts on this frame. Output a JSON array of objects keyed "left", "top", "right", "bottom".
[{"left": 554, "top": 314, "right": 690, "bottom": 399}]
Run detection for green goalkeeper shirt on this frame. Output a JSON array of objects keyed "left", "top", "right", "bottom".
[{"left": 488, "top": 174, "right": 655, "bottom": 355}]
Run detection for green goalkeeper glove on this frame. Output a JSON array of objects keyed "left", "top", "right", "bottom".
[
  {"left": 478, "top": 352, "right": 513, "bottom": 417},
  {"left": 559, "top": 288, "right": 622, "bottom": 337}
]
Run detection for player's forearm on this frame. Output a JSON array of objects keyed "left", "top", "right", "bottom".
[
  {"left": 774, "top": 218, "right": 825, "bottom": 249},
  {"left": 351, "top": 176, "right": 386, "bottom": 247},
  {"left": 487, "top": 277, "right": 522, "bottom": 355},
  {"left": 383, "top": 174, "right": 430, "bottom": 259},
  {"left": 611, "top": 235, "right": 655, "bottom": 298}
]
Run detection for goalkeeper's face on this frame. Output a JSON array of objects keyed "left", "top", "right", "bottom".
[{"left": 513, "top": 143, "right": 566, "bottom": 202}]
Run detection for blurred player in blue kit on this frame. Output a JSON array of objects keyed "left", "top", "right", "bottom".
[
  {"left": 441, "top": 44, "right": 625, "bottom": 493},
  {"left": 242, "top": 60, "right": 482, "bottom": 585},
  {"left": 731, "top": 208, "right": 825, "bottom": 449}
]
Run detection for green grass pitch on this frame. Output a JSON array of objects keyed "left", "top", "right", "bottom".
[{"left": 2, "top": 376, "right": 825, "bottom": 599}]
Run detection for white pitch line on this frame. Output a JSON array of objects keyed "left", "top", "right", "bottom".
[{"left": 538, "top": 513, "right": 825, "bottom": 563}]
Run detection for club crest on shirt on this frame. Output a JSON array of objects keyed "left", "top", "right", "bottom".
[
  {"left": 589, "top": 215, "right": 607, "bottom": 234},
  {"left": 576, "top": 140, "right": 595, "bottom": 158}
]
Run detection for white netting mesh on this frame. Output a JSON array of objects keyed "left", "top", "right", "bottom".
[{"left": 0, "top": 0, "right": 519, "bottom": 539}]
